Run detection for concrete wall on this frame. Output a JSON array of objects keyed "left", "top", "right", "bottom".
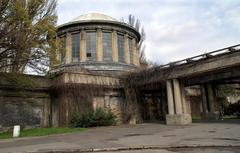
[{"left": 0, "top": 74, "right": 51, "bottom": 129}]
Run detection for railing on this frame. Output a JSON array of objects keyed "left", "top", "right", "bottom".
[{"left": 153, "top": 44, "right": 240, "bottom": 70}]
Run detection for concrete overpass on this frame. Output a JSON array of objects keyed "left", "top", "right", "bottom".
[{"left": 129, "top": 44, "right": 240, "bottom": 125}]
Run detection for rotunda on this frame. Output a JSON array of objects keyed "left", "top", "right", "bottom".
[{"left": 54, "top": 13, "right": 141, "bottom": 74}]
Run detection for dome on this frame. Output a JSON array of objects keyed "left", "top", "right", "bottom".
[{"left": 70, "top": 13, "right": 118, "bottom": 22}]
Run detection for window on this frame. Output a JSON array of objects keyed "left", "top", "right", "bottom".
[
  {"left": 129, "top": 38, "right": 134, "bottom": 64},
  {"left": 86, "top": 32, "right": 96, "bottom": 61},
  {"left": 117, "top": 34, "right": 125, "bottom": 63},
  {"left": 60, "top": 37, "right": 66, "bottom": 64},
  {"left": 103, "top": 32, "right": 112, "bottom": 61},
  {"left": 71, "top": 33, "right": 80, "bottom": 62}
]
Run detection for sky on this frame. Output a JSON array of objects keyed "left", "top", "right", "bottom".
[{"left": 57, "top": 0, "right": 240, "bottom": 64}]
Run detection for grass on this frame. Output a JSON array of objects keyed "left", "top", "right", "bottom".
[
  {"left": 0, "top": 127, "right": 86, "bottom": 139},
  {"left": 192, "top": 116, "right": 201, "bottom": 121},
  {"left": 223, "top": 115, "right": 239, "bottom": 119}
]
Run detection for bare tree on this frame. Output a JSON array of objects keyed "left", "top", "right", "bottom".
[
  {"left": 127, "top": 14, "right": 147, "bottom": 67},
  {"left": 0, "top": 0, "right": 57, "bottom": 74}
]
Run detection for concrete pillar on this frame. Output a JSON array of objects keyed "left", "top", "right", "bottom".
[
  {"left": 80, "top": 29, "right": 86, "bottom": 61},
  {"left": 124, "top": 34, "right": 130, "bottom": 64},
  {"left": 65, "top": 32, "right": 72, "bottom": 64},
  {"left": 96, "top": 28, "right": 103, "bottom": 61},
  {"left": 112, "top": 30, "right": 118, "bottom": 62},
  {"left": 173, "top": 79, "right": 183, "bottom": 114},
  {"left": 166, "top": 79, "right": 192, "bottom": 125},
  {"left": 207, "top": 83, "right": 215, "bottom": 113},
  {"left": 166, "top": 80, "right": 174, "bottom": 115},
  {"left": 200, "top": 84, "right": 208, "bottom": 114},
  {"left": 180, "top": 81, "right": 189, "bottom": 114},
  {"left": 201, "top": 83, "right": 219, "bottom": 120}
]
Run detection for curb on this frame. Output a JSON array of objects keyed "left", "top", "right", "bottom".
[{"left": 27, "top": 144, "right": 240, "bottom": 153}]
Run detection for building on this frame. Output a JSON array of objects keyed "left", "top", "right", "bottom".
[
  {"left": 53, "top": 13, "right": 141, "bottom": 74},
  {"left": 50, "top": 13, "right": 142, "bottom": 126},
  {"left": 2, "top": 13, "right": 236, "bottom": 129},
  {"left": 0, "top": 13, "right": 144, "bottom": 129}
]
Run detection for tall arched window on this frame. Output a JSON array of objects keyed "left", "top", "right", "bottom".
[
  {"left": 129, "top": 38, "right": 134, "bottom": 64},
  {"left": 86, "top": 32, "right": 96, "bottom": 61},
  {"left": 60, "top": 37, "right": 66, "bottom": 64},
  {"left": 71, "top": 33, "right": 80, "bottom": 62},
  {"left": 103, "top": 32, "right": 112, "bottom": 61},
  {"left": 117, "top": 34, "right": 125, "bottom": 63}
]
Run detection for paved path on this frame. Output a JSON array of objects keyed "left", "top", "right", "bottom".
[
  {"left": 0, "top": 121, "right": 240, "bottom": 153},
  {"left": 96, "top": 147, "right": 240, "bottom": 153}
]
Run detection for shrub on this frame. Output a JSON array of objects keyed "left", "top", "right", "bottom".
[
  {"left": 224, "top": 100, "right": 240, "bottom": 118},
  {"left": 69, "top": 108, "right": 116, "bottom": 128}
]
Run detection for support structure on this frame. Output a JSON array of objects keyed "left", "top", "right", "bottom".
[
  {"left": 65, "top": 32, "right": 72, "bottom": 64},
  {"left": 112, "top": 30, "right": 118, "bottom": 62},
  {"left": 166, "top": 79, "right": 192, "bottom": 125},
  {"left": 124, "top": 34, "right": 130, "bottom": 64},
  {"left": 96, "top": 28, "right": 103, "bottom": 61},
  {"left": 200, "top": 83, "right": 219, "bottom": 120},
  {"left": 80, "top": 29, "right": 86, "bottom": 61}
]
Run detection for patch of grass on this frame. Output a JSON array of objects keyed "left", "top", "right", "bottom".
[
  {"left": 192, "top": 116, "right": 201, "bottom": 121},
  {"left": 223, "top": 115, "right": 239, "bottom": 119},
  {"left": 0, "top": 127, "right": 86, "bottom": 139}
]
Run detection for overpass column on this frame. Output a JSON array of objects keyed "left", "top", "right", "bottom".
[
  {"left": 166, "top": 79, "right": 192, "bottom": 125},
  {"left": 200, "top": 84, "right": 209, "bottom": 119},
  {"left": 206, "top": 83, "right": 219, "bottom": 120},
  {"left": 173, "top": 79, "right": 183, "bottom": 114},
  {"left": 180, "top": 81, "right": 190, "bottom": 114},
  {"left": 207, "top": 84, "right": 215, "bottom": 113},
  {"left": 166, "top": 80, "right": 174, "bottom": 115}
]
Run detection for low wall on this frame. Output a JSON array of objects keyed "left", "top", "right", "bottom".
[{"left": 0, "top": 74, "right": 51, "bottom": 130}]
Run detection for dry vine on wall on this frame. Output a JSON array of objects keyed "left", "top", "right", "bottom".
[{"left": 52, "top": 76, "right": 111, "bottom": 126}]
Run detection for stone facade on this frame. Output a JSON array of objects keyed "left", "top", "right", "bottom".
[
  {"left": 54, "top": 13, "right": 141, "bottom": 74},
  {"left": 0, "top": 75, "right": 51, "bottom": 129}
]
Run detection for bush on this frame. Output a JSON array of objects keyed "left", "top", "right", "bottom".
[
  {"left": 69, "top": 108, "right": 116, "bottom": 128},
  {"left": 224, "top": 100, "right": 240, "bottom": 118}
]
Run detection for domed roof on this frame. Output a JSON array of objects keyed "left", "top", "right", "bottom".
[{"left": 71, "top": 13, "right": 118, "bottom": 22}]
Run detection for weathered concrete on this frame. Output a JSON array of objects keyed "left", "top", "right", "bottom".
[
  {"left": 166, "top": 80, "right": 174, "bottom": 115},
  {"left": 0, "top": 121, "right": 240, "bottom": 153},
  {"left": 0, "top": 75, "right": 52, "bottom": 128},
  {"left": 173, "top": 79, "right": 183, "bottom": 114},
  {"left": 200, "top": 84, "right": 208, "bottom": 114},
  {"left": 133, "top": 50, "right": 240, "bottom": 86},
  {"left": 166, "top": 114, "right": 192, "bottom": 125}
]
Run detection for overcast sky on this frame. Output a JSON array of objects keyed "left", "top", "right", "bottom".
[{"left": 57, "top": 0, "right": 240, "bottom": 64}]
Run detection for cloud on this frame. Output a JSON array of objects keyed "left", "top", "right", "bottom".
[{"left": 57, "top": 0, "right": 240, "bottom": 64}]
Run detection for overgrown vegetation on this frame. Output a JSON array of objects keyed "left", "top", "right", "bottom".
[
  {"left": 224, "top": 100, "right": 240, "bottom": 118},
  {"left": 0, "top": 0, "right": 57, "bottom": 74},
  {"left": 0, "top": 127, "right": 86, "bottom": 139},
  {"left": 124, "top": 14, "right": 148, "bottom": 67},
  {"left": 218, "top": 84, "right": 240, "bottom": 118},
  {"left": 69, "top": 108, "right": 116, "bottom": 128}
]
